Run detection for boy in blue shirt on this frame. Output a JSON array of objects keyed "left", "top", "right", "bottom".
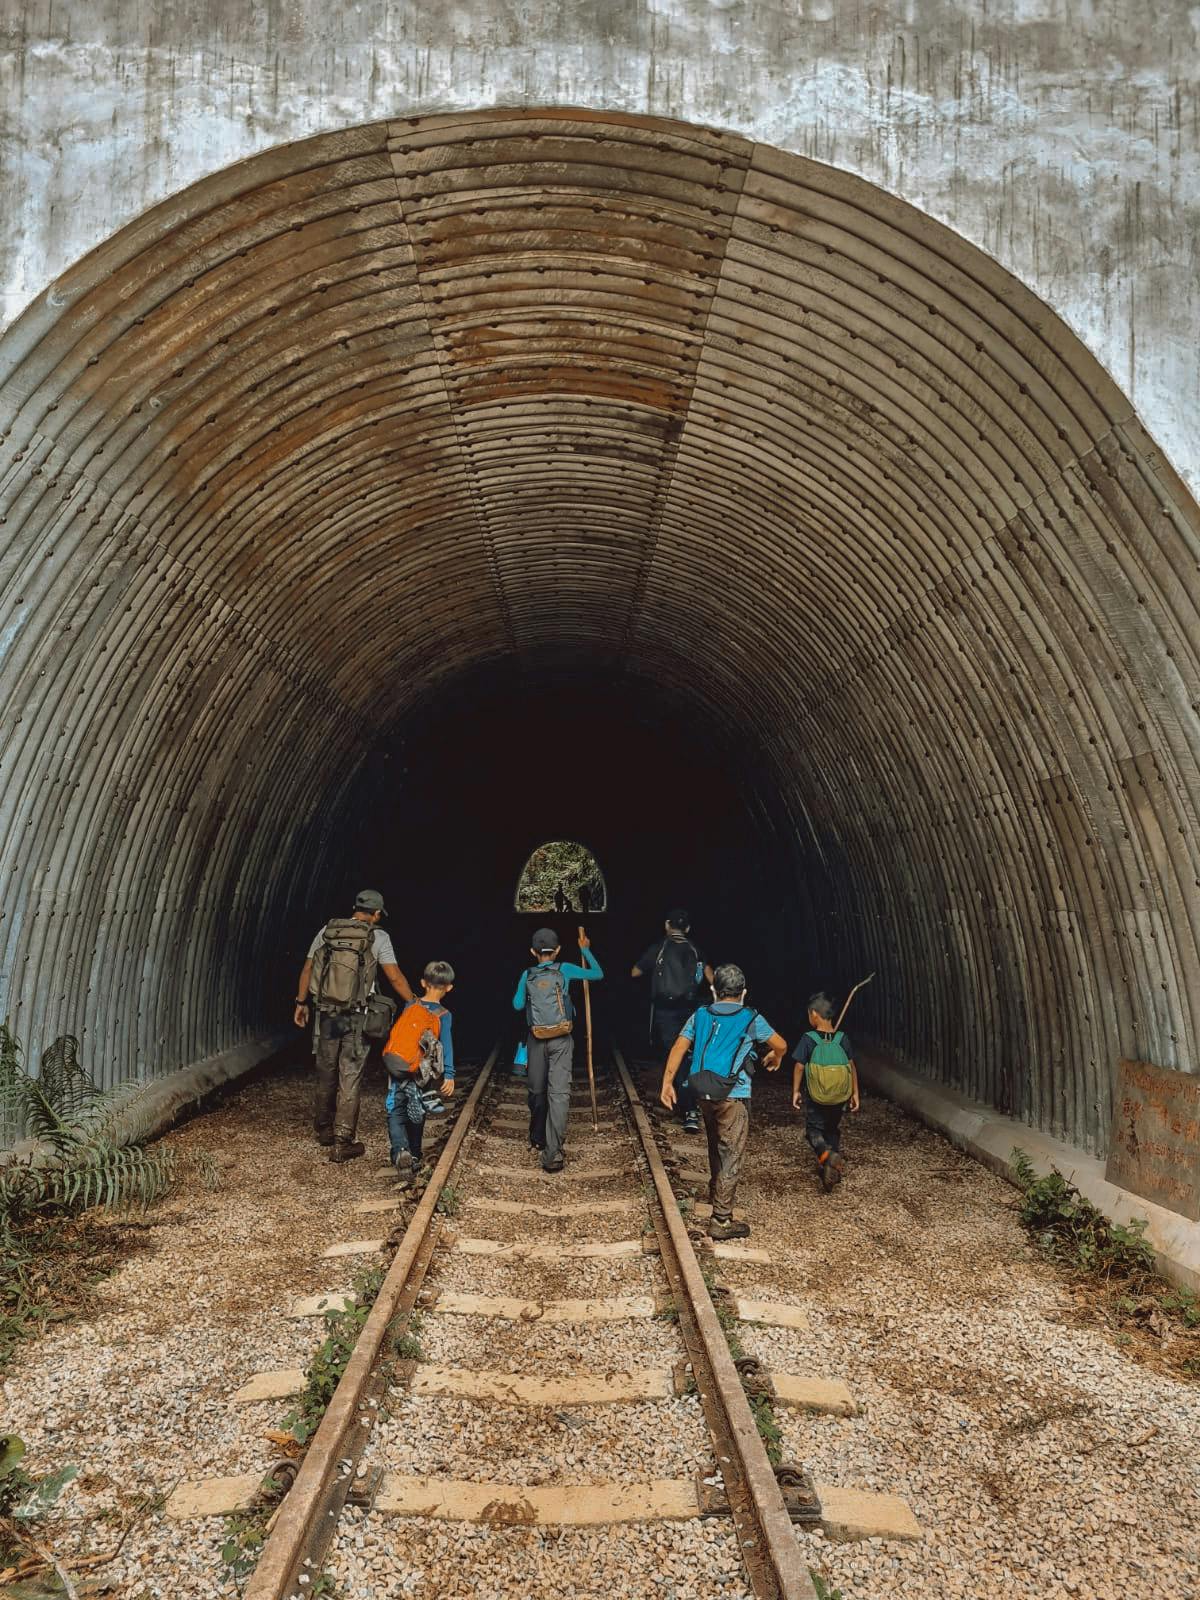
[
  {"left": 384, "top": 962, "right": 456, "bottom": 1184},
  {"left": 513, "top": 928, "right": 603, "bottom": 1173},
  {"left": 660, "top": 963, "right": 786, "bottom": 1240}
]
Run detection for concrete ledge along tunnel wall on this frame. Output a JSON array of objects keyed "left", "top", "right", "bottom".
[{"left": 0, "top": 111, "right": 1198, "bottom": 1164}]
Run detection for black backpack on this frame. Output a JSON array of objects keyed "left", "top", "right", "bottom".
[{"left": 652, "top": 938, "right": 700, "bottom": 1005}]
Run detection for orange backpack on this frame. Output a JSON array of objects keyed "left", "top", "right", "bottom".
[{"left": 383, "top": 1002, "right": 445, "bottom": 1084}]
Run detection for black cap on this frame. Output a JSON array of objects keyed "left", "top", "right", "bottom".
[
  {"left": 666, "top": 907, "right": 690, "bottom": 931},
  {"left": 531, "top": 927, "right": 559, "bottom": 952}
]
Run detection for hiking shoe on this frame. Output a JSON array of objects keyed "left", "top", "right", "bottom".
[
  {"left": 683, "top": 1111, "right": 701, "bottom": 1134},
  {"left": 828, "top": 1151, "right": 845, "bottom": 1185},
  {"left": 329, "top": 1140, "right": 366, "bottom": 1163},
  {"left": 707, "top": 1216, "right": 750, "bottom": 1241},
  {"left": 314, "top": 1129, "right": 335, "bottom": 1148},
  {"left": 819, "top": 1155, "right": 837, "bottom": 1191},
  {"left": 511, "top": 1064, "right": 528, "bottom": 1079},
  {"left": 542, "top": 1156, "right": 565, "bottom": 1173}
]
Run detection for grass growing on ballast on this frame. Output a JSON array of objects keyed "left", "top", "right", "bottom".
[
  {"left": 700, "top": 1263, "right": 786, "bottom": 1466},
  {"left": 222, "top": 1262, "right": 389, "bottom": 1589},
  {"left": 281, "top": 1261, "right": 388, "bottom": 1445},
  {"left": 1012, "top": 1148, "right": 1200, "bottom": 1378}
]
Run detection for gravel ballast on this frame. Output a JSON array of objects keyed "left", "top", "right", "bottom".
[{"left": 4, "top": 1053, "right": 1198, "bottom": 1599}]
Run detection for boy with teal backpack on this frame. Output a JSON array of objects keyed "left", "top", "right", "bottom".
[{"left": 792, "top": 991, "right": 860, "bottom": 1190}]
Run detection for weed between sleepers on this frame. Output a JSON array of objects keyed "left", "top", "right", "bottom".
[
  {"left": 281, "top": 1262, "right": 388, "bottom": 1445},
  {"left": 699, "top": 1263, "right": 784, "bottom": 1466},
  {"left": 1012, "top": 1147, "right": 1200, "bottom": 1375},
  {"left": 222, "top": 1260, "right": 388, "bottom": 1589},
  {"left": 393, "top": 1307, "right": 424, "bottom": 1362}
]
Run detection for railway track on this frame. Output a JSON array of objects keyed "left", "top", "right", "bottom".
[{"left": 167, "top": 1045, "right": 919, "bottom": 1598}]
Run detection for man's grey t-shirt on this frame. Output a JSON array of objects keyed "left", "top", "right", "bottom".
[{"left": 307, "top": 924, "right": 397, "bottom": 994}]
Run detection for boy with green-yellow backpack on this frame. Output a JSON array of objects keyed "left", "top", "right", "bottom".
[{"left": 792, "top": 991, "right": 860, "bottom": 1191}]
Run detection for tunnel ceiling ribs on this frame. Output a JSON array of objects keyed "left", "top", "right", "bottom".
[{"left": 1, "top": 110, "right": 1199, "bottom": 1150}]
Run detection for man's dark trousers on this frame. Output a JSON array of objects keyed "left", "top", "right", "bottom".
[
  {"left": 314, "top": 1014, "right": 369, "bottom": 1143},
  {"left": 651, "top": 1003, "right": 695, "bottom": 1116},
  {"left": 527, "top": 1031, "right": 574, "bottom": 1168}
]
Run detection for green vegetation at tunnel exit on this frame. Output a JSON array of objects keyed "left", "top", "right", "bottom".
[
  {"left": 514, "top": 839, "right": 606, "bottom": 914},
  {"left": 1012, "top": 1149, "right": 1200, "bottom": 1377}
]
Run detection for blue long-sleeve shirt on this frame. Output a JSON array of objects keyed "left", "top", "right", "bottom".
[{"left": 513, "top": 948, "right": 603, "bottom": 1017}]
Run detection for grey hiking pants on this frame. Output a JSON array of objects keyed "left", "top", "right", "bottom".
[
  {"left": 526, "top": 1031, "right": 573, "bottom": 1167},
  {"left": 702, "top": 1098, "right": 750, "bottom": 1223},
  {"left": 314, "top": 1015, "right": 369, "bottom": 1143}
]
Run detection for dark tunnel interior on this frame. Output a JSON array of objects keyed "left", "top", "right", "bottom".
[
  {"left": 339, "top": 677, "right": 825, "bottom": 1059},
  {"left": 2, "top": 110, "right": 1199, "bottom": 1161}
]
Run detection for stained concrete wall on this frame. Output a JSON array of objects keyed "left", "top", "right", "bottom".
[{"left": 0, "top": 3, "right": 1198, "bottom": 492}]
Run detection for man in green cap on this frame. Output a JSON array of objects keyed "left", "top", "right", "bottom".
[{"left": 294, "top": 890, "right": 414, "bottom": 1162}]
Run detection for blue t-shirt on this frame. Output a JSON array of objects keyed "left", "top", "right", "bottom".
[{"left": 681, "top": 1002, "right": 776, "bottom": 1101}]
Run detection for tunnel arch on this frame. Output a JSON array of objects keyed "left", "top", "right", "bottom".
[{"left": 0, "top": 109, "right": 1197, "bottom": 1150}]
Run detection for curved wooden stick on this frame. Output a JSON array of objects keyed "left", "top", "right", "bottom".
[{"left": 835, "top": 971, "right": 875, "bottom": 1032}]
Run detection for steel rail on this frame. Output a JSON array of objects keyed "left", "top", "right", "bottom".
[
  {"left": 243, "top": 1044, "right": 498, "bottom": 1600},
  {"left": 613, "top": 1045, "right": 816, "bottom": 1600}
]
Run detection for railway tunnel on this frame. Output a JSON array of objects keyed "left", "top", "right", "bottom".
[{"left": 1, "top": 109, "right": 1199, "bottom": 1163}]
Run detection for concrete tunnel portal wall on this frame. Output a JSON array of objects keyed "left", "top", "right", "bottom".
[{"left": 0, "top": 110, "right": 1198, "bottom": 1159}]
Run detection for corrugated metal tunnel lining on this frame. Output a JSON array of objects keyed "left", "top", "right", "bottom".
[{"left": 0, "top": 109, "right": 1198, "bottom": 1151}]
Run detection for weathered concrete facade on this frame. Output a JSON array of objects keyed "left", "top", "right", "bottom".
[{"left": 0, "top": 3, "right": 1198, "bottom": 490}]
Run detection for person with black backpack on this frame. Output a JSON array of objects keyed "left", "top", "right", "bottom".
[
  {"left": 632, "top": 909, "right": 713, "bottom": 1134},
  {"left": 513, "top": 927, "right": 604, "bottom": 1173},
  {"left": 660, "top": 963, "right": 786, "bottom": 1239},
  {"left": 293, "top": 890, "right": 415, "bottom": 1163}
]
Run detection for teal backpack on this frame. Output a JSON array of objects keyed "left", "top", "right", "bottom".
[{"left": 804, "top": 1030, "right": 853, "bottom": 1105}]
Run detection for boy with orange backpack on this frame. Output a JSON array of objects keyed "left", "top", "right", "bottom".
[{"left": 384, "top": 961, "right": 456, "bottom": 1182}]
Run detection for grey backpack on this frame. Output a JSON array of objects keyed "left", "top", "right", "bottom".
[
  {"left": 311, "top": 919, "right": 377, "bottom": 1013},
  {"left": 525, "top": 964, "right": 573, "bottom": 1040}
]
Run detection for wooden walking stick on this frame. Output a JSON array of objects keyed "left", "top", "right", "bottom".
[
  {"left": 578, "top": 924, "right": 599, "bottom": 1131},
  {"left": 835, "top": 972, "right": 876, "bottom": 1031}
]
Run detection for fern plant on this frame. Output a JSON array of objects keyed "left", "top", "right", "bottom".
[{"left": 0, "top": 1022, "right": 216, "bottom": 1224}]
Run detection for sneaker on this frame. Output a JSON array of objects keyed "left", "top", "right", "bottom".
[
  {"left": 329, "top": 1140, "right": 366, "bottom": 1163},
  {"left": 542, "top": 1156, "right": 565, "bottom": 1173},
  {"left": 421, "top": 1094, "right": 447, "bottom": 1117},
  {"left": 707, "top": 1216, "right": 750, "bottom": 1241},
  {"left": 314, "top": 1129, "right": 335, "bottom": 1148},
  {"left": 512, "top": 1064, "right": 528, "bottom": 1080},
  {"left": 683, "top": 1111, "right": 701, "bottom": 1135},
  {"left": 819, "top": 1154, "right": 837, "bottom": 1191},
  {"left": 827, "top": 1151, "right": 845, "bottom": 1185}
]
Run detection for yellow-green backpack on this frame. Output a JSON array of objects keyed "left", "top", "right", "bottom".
[{"left": 804, "top": 1029, "right": 853, "bottom": 1105}]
